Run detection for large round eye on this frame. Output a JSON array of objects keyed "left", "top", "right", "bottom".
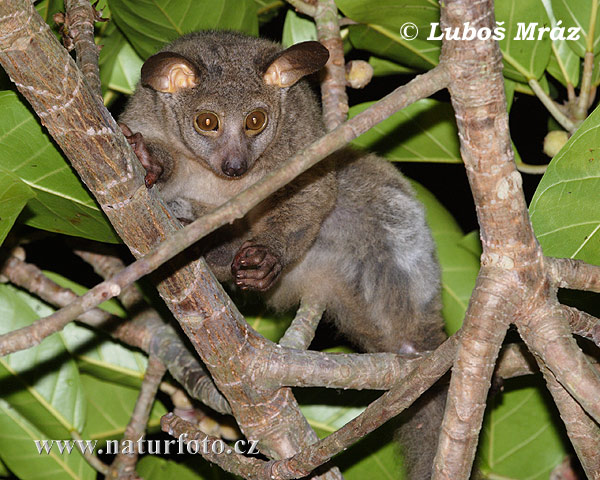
[
  {"left": 195, "top": 111, "right": 220, "bottom": 133},
  {"left": 245, "top": 109, "right": 267, "bottom": 135}
]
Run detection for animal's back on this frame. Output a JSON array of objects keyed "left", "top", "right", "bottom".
[{"left": 266, "top": 150, "right": 445, "bottom": 354}]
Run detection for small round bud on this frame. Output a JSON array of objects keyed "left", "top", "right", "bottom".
[
  {"left": 543, "top": 130, "right": 569, "bottom": 158},
  {"left": 345, "top": 60, "right": 374, "bottom": 89}
]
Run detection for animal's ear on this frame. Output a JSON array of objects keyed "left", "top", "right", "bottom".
[
  {"left": 263, "top": 41, "right": 329, "bottom": 88},
  {"left": 141, "top": 52, "right": 200, "bottom": 93}
]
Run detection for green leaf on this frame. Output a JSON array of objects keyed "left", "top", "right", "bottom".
[
  {"left": 0, "top": 285, "right": 86, "bottom": 439},
  {"left": 348, "top": 24, "right": 439, "bottom": 70},
  {"left": 542, "top": 0, "right": 581, "bottom": 86},
  {"left": 369, "top": 56, "right": 418, "bottom": 76},
  {"left": 505, "top": 78, "right": 516, "bottom": 111},
  {"left": 297, "top": 389, "right": 403, "bottom": 479},
  {"left": 80, "top": 374, "right": 166, "bottom": 442},
  {"left": 254, "top": 0, "right": 285, "bottom": 25},
  {"left": 246, "top": 311, "right": 292, "bottom": 343},
  {"left": 63, "top": 324, "right": 149, "bottom": 388},
  {"left": 551, "top": 0, "right": 600, "bottom": 57},
  {"left": 282, "top": 9, "right": 317, "bottom": 48},
  {"left": 478, "top": 378, "right": 567, "bottom": 479},
  {"left": 107, "top": 0, "right": 259, "bottom": 59},
  {"left": 0, "top": 168, "right": 34, "bottom": 246},
  {"left": 530, "top": 103, "right": 600, "bottom": 264},
  {"left": 0, "top": 399, "right": 95, "bottom": 480},
  {"left": 99, "top": 24, "right": 143, "bottom": 95},
  {"left": 413, "top": 184, "right": 479, "bottom": 334},
  {"left": 496, "top": 0, "right": 552, "bottom": 82},
  {"left": 43, "top": 271, "right": 127, "bottom": 318},
  {"left": 0, "top": 91, "right": 120, "bottom": 243},
  {"left": 349, "top": 100, "right": 461, "bottom": 163}
]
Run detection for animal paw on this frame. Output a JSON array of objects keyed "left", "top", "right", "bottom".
[
  {"left": 231, "top": 242, "right": 282, "bottom": 291},
  {"left": 119, "top": 122, "right": 163, "bottom": 188}
]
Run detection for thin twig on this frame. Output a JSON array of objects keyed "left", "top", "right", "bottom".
[
  {"left": 71, "top": 430, "right": 109, "bottom": 474},
  {"left": 161, "top": 413, "right": 268, "bottom": 477},
  {"left": 529, "top": 78, "right": 578, "bottom": 133},
  {"left": 109, "top": 356, "right": 166, "bottom": 478},
  {"left": 0, "top": 64, "right": 449, "bottom": 358},
  {"left": 278, "top": 297, "right": 324, "bottom": 349},
  {"left": 285, "top": 0, "right": 317, "bottom": 17},
  {"left": 575, "top": 52, "right": 595, "bottom": 120}
]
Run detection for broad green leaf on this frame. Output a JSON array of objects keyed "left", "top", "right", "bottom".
[
  {"left": 593, "top": 54, "right": 600, "bottom": 86},
  {"left": 107, "top": 0, "right": 259, "bottom": 59},
  {"left": 336, "top": 0, "right": 440, "bottom": 33},
  {"left": 0, "top": 168, "right": 34, "bottom": 245},
  {"left": 478, "top": 378, "right": 567, "bottom": 479},
  {"left": 0, "top": 91, "right": 120, "bottom": 243},
  {"left": 547, "top": 40, "right": 581, "bottom": 87},
  {"left": 530, "top": 103, "right": 600, "bottom": 264},
  {"left": 457, "top": 230, "right": 483, "bottom": 258},
  {"left": 0, "top": 285, "right": 86, "bottom": 439},
  {"left": 63, "top": 324, "right": 149, "bottom": 388},
  {"left": 413, "top": 184, "right": 479, "bottom": 334},
  {"left": 496, "top": 0, "right": 552, "bottom": 82},
  {"left": 542, "top": 0, "right": 581, "bottom": 86},
  {"left": 80, "top": 374, "right": 165, "bottom": 442},
  {"left": 369, "top": 56, "right": 418, "bottom": 76},
  {"left": 99, "top": 24, "right": 143, "bottom": 95},
  {"left": 138, "top": 456, "right": 236, "bottom": 479},
  {"left": 348, "top": 24, "right": 439, "bottom": 70},
  {"left": 551, "top": 0, "right": 600, "bottom": 57},
  {"left": 349, "top": 100, "right": 461, "bottom": 163},
  {"left": 0, "top": 399, "right": 95, "bottom": 480},
  {"left": 41, "top": 271, "right": 149, "bottom": 387},
  {"left": 43, "top": 271, "right": 127, "bottom": 318},
  {"left": 282, "top": 9, "right": 317, "bottom": 48}
]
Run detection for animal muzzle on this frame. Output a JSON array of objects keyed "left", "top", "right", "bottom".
[{"left": 221, "top": 158, "right": 248, "bottom": 177}]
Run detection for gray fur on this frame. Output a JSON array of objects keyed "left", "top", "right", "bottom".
[{"left": 120, "top": 31, "right": 446, "bottom": 478}]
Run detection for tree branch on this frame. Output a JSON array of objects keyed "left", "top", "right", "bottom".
[
  {"left": 278, "top": 297, "right": 324, "bottom": 349},
  {"left": 548, "top": 257, "right": 600, "bottom": 293},
  {"left": 63, "top": 0, "right": 103, "bottom": 99},
  {"left": 161, "top": 413, "right": 269, "bottom": 478},
  {"left": 267, "top": 335, "right": 459, "bottom": 479},
  {"left": 520, "top": 304, "right": 600, "bottom": 425},
  {"left": 315, "top": 0, "right": 348, "bottom": 129},
  {"left": 562, "top": 305, "right": 600, "bottom": 347},
  {"left": 538, "top": 362, "right": 600, "bottom": 478}
]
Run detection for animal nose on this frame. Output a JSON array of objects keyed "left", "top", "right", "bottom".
[{"left": 221, "top": 158, "right": 248, "bottom": 177}]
